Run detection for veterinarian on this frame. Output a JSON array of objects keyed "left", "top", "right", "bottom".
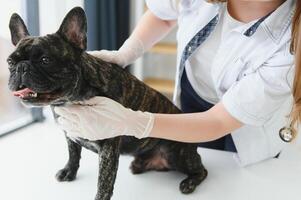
[{"left": 56, "top": 0, "right": 299, "bottom": 166}]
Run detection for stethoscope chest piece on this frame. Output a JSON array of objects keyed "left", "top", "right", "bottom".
[{"left": 279, "top": 126, "right": 294, "bottom": 143}]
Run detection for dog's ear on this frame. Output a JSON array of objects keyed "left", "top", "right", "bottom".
[
  {"left": 9, "top": 13, "right": 30, "bottom": 46},
  {"left": 57, "top": 7, "right": 87, "bottom": 50}
]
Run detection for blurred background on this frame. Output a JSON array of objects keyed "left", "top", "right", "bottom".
[{"left": 0, "top": 0, "right": 177, "bottom": 137}]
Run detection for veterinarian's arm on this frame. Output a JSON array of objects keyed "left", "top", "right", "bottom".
[
  {"left": 129, "top": 10, "right": 177, "bottom": 51},
  {"left": 55, "top": 97, "right": 243, "bottom": 143},
  {"left": 150, "top": 102, "right": 243, "bottom": 143},
  {"left": 89, "top": 10, "right": 177, "bottom": 67}
]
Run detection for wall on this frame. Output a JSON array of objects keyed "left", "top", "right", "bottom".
[{"left": 39, "top": 0, "right": 84, "bottom": 36}]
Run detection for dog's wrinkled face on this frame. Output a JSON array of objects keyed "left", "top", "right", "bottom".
[{"left": 7, "top": 7, "right": 87, "bottom": 106}]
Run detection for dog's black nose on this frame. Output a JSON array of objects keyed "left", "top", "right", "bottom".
[{"left": 16, "top": 62, "right": 30, "bottom": 73}]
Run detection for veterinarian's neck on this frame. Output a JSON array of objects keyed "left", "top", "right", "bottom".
[{"left": 227, "top": 0, "right": 285, "bottom": 23}]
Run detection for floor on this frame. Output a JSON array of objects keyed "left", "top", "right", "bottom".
[{"left": 1, "top": 116, "right": 301, "bottom": 200}]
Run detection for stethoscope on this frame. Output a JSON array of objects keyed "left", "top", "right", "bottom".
[{"left": 279, "top": 124, "right": 296, "bottom": 143}]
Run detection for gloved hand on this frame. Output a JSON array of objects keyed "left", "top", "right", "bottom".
[
  {"left": 88, "top": 38, "right": 144, "bottom": 68},
  {"left": 54, "top": 97, "right": 154, "bottom": 141}
]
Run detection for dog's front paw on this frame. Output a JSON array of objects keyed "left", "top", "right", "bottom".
[
  {"left": 179, "top": 178, "right": 198, "bottom": 194},
  {"left": 55, "top": 168, "right": 78, "bottom": 182}
]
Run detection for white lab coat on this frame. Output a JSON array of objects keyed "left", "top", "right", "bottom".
[{"left": 145, "top": 0, "right": 296, "bottom": 166}]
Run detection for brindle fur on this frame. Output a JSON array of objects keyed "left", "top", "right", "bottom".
[{"left": 8, "top": 7, "right": 207, "bottom": 200}]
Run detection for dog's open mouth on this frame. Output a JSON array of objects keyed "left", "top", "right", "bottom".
[
  {"left": 13, "top": 86, "right": 62, "bottom": 102},
  {"left": 13, "top": 88, "right": 38, "bottom": 99}
]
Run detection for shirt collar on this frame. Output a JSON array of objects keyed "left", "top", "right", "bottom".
[{"left": 262, "top": 0, "right": 295, "bottom": 43}]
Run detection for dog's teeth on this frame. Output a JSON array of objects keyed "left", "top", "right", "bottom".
[{"left": 28, "top": 93, "right": 38, "bottom": 98}]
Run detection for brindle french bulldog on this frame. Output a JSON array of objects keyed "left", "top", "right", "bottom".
[{"left": 7, "top": 7, "right": 207, "bottom": 200}]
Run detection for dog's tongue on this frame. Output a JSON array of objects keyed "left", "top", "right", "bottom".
[{"left": 13, "top": 88, "right": 34, "bottom": 98}]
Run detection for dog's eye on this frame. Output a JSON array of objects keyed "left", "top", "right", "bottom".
[
  {"left": 7, "top": 58, "right": 13, "bottom": 66},
  {"left": 41, "top": 56, "right": 51, "bottom": 65}
]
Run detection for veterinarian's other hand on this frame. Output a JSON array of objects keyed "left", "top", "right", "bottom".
[
  {"left": 54, "top": 97, "right": 154, "bottom": 140},
  {"left": 88, "top": 38, "right": 144, "bottom": 68}
]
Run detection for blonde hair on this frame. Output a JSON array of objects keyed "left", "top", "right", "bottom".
[{"left": 289, "top": 1, "right": 301, "bottom": 139}]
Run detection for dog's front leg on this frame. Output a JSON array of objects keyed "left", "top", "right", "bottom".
[
  {"left": 55, "top": 134, "right": 82, "bottom": 182},
  {"left": 51, "top": 105, "right": 82, "bottom": 182},
  {"left": 95, "top": 138, "right": 121, "bottom": 200}
]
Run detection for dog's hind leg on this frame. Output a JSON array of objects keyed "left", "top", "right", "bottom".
[
  {"left": 55, "top": 134, "right": 82, "bottom": 182},
  {"left": 174, "top": 145, "right": 208, "bottom": 194},
  {"left": 95, "top": 138, "right": 121, "bottom": 200},
  {"left": 130, "top": 151, "right": 155, "bottom": 174},
  {"left": 130, "top": 149, "right": 170, "bottom": 174}
]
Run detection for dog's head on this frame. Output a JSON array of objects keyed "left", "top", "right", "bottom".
[{"left": 7, "top": 7, "right": 88, "bottom": 106}]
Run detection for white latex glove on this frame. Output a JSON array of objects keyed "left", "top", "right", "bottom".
[
  {"left": 54, "top": 97, "right": 154, "bottom": 141},
  {"left": 88, "top": 38, "right": 144, "bottom": 68}
]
